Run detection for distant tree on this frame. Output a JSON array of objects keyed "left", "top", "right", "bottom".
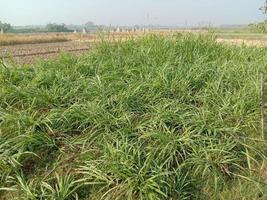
[
  {"left": 46, "top": 23, "right": 70, "bottom": 32},
  {"left": 249, "top": 22, "right": 267, "bottom": 33},
  {"left": 85, "top": 21, "right": 95, "bottom": 28},
  {"left": 0, "top": 21, "right": 12, "bottom": 32},
  {"left": 249, "top": 1, "right": 267, "bottom": 33},
  {"left": 260, "top": 1, "right": 267, "bottom": 15}
]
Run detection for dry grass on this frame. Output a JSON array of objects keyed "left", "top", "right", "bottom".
[
  {"left": 0, "top": 29, "right": 265, "bottom": 48},
  {"left": 0, "top": 32, "right": 137, "bottom": 46},
  {"left": 216, "top": 38, "right": 267, "bottom": 46},
  {"left": 0, "top": 33, "right": 70, "bottom": 46},
  {"left": 0, "top": 30, "right": 203, "bottom": 46}
]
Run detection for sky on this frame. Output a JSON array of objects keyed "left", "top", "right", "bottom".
[{"left": 0, "top": 0, "right": 265, "bottom": 27}]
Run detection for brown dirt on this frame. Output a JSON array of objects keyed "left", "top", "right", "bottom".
[{"left": 0, "top": 41, "right": 91, "bottom": 65}]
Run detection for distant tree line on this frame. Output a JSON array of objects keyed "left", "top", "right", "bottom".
[
  {"left": 45, "top": 23, "right": 72, "bottom": 32},
  {"left": 8, "top": 23, "right": 73, "bottom": 33},
  {"left": 0, "top": 20, "right": 98, "bottom": 33},
  {"left": 0, "top": 20, "right": 74, "bottom": 33}
]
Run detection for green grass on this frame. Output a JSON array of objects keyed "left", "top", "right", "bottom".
[{"left": 1, "top": 34, "right": 267, "bottom": 200}]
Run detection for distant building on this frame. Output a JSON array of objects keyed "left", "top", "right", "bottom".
[
  {"left": 73, "top": 29, "right": 77, "bottom": 33},
  {"left": 0, "top": 28, "right": 3, "bottom": 34}
]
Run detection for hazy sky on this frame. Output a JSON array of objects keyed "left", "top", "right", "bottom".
[{"left": 0, "top": 0, "right": 265, "bottom": 26}]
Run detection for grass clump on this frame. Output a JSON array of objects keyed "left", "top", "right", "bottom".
[{"left": 1, "top": 34, "right": 267, "bottom": 199}]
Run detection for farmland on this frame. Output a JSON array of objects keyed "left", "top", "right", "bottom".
[
  {"left": 1, "top": 33, "right": 267, "bottom": 199},
  {"left": 0, "top": 41, "right": 90, "bottom": 64},
  {"left": 0, "top": 33, "right": 70, "bottom": 46},
  {"left": 0, "top": 32, "right": 143, "bottom": 64},
  {"left": 2, "top": 30, "right": 267, "bottom": 65}
]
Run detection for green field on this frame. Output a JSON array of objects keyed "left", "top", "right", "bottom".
[{"left": 1, "top": 34, "right": 267, "bottom": 200}]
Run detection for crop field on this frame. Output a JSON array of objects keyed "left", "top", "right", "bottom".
[
  {"left": 0, "top": 31, "right": 147, "bottom": 46},
  {"left": 0, "top": 32, "right": 147, "bottom": 64},
  {"left": 1, "top": 34, "right": 267, "bottom": 200},
  {"left": 0, "top": 34, "right": 71, "bottom": 46}
]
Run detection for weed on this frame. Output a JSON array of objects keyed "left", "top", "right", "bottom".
[{"left": 1, "top": 34, "right": 267, "bottom": 199}]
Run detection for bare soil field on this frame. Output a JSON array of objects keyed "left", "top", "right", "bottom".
[{"left": 0, "top": 41, "right": 90, "bottom": 64}]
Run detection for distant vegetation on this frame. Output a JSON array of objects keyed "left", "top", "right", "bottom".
[
  {"left": 249, "top": 21, "right": 267, "bottom": 33},
  {"left": 4, "top": 23, "right": 73, "bottom": 33},
  {"left": 45, "top": 23, "right": 72, "bottom": 32},
  {"left": 260, "top": 0, "right": 267, "bottom": 14},
  {"left": 7, "top": 22, "right": 103, "bottom": 33},
  {"left": 248, "top": 1, "right": 267, "bottom": 33},
  {"left": 0, "top": 21, "right": 12, "bottom": 32}
]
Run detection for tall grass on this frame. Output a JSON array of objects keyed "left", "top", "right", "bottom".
[{"left": 1, "top": 34, "right": 267, "bottom": 199}]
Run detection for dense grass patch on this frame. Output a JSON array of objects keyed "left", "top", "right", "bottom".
[{"left": 1, "top": 34, "right": 267, "bottom": 199}]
